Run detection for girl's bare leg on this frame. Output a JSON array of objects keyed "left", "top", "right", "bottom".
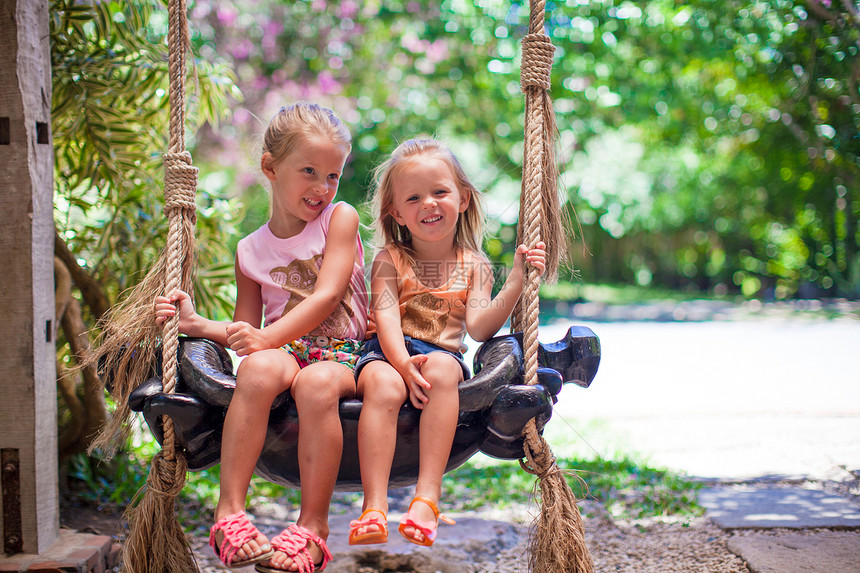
[
  {"left": 264, "top": 361, "right": 355, "bottom": 571},
  {"left": 402, "top": 352, "right": 462, "bottom": 543},
  {"left": 355, "top": 361, "right": 409, "bottom": 533},
  {"left": 215, "top": 349, "right": 299, "bottom": 560}
]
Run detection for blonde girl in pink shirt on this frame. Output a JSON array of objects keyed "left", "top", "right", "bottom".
[
  {"left": 348, "top": 138, "right": 545, "bottom": 547},
  {"left": 156, "top": 103, "right": 366, "bottom": 572}
]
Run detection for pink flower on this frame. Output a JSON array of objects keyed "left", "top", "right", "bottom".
[
  {"left": 318, "top": 71, "right": 341, "bottom": 95},
  {"left": 425, "top": 39, "right": 449, "bottom": 63},
  {"left": 238, "top": 172, "right": 257, "bottom": 191},
  {"left": 263, "top": 20, "right": 283, "bottom": 37},
  {"left": 338, "top": 0, "right": 359, "bottom": 19},
  {"left": 231, "top": 39, "right": 253, "bottom": 60},
  {"left": 233, "top": 108, "right": 250, "bottom": 126},
  {"left": 216, "top": 6, "right": 237, "bottom": 26}
]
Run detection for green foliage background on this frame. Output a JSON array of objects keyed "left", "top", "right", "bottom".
[
  {"left": 48, "top": 0, "right": 855, "bottom": 516},
  {"left": 53, "top": 0, "right": 859, "bottom": 314},
  {"left": 184, "top": 0, "right": 859, "bottom": 301}
]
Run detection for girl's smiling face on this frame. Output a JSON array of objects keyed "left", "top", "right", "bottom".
[
  {"left": 389, "top": 156, "right": 471, "bottom": 250},
  {"left": 263, "top": 134, "right": 349, "bottom": 236}
]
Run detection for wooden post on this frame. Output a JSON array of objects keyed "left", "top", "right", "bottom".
[{"left": 0, "top": 0, "right": 59, "bottom": 555}]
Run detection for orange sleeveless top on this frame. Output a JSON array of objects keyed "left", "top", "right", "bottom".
[{"left": 367, "top": 246, "right": 484, "bottom": 353}]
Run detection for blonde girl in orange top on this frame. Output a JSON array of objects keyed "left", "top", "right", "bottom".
[{"left": 348, "top": 138, "right": 546, "bottom": 547}]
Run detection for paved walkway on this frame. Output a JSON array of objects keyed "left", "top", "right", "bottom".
[
  {"left": 533, "top": 312, "right": 860, "bottom": 572},
  {"left": 726, "top": 531, "right": 859, "bottom": 573},
  {"left": 540, "top": 318, "right": 860, "bottom": 480}
]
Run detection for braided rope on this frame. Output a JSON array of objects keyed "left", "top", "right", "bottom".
[
  {"left": 121, "top": 3, "right": 199, "bottom": 571},
  {"left": 519, "top": 420, "right": 559, "bottom": 478},
  {"left": 520, "top": 34, "right": 555, "bottom": 91},
  {"left": 167, "top": 0, "right": 189, "bottom": 154},
  {"left": 518, "top": 2, "right": 593, "bottom": 571},
  {"left": 164, "top": 152, "right": 199, "bottom": 217},
  {"left": 147, "top": 450, "right": 190, "bottom": 498},
  {"left": 519, "top": 0, "right": 548, "bottom": 395},
  {"left": 161, "top": 0, "right": 197, "bottom": 461}
]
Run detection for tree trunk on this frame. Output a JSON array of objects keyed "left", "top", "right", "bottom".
[{"left": 54, "top": 255, "right": 107, "bottom": 463}]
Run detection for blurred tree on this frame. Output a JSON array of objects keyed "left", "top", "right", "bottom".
[
  {"left": 51, "top": 0, "right": 240, "bottom": 463},
  {"left": 186, "top": 0, "right": 858, "bottom": 298},
  {"left": 48, "top": 0, "right": 858, "bottom": 489}
]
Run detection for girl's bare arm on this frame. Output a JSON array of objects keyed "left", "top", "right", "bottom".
[
  {"left": 229, "top": 203, "right": 361, "bottom": 354},
  {"left": 372, "top": 250, "right": 432, "bottom": 408},
  {"left": 465, "top": 242, "right": 546, "bottom": 341}
]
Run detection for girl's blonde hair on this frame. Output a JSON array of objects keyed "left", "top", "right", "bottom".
[
  {"left": 262, "top": 102, "right": 351, "bottom": 163},
  {"left": 370, "top": 138, "right": 486, "bottom": 263}
]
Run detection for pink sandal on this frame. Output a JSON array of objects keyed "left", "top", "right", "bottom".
[
  {"left": 254, "top": 524, "right": 333, "bottom": 573},
  {"left": 209, "top": 511, "right": 274, "bottom": 568}
]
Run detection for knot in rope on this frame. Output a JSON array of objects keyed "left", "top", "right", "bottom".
[
  {"left": 147, "top": 449, "right": 188, "bottom": 497},
  {"left": 520, "top": 33, "right": 555, "bottom": 91},
  {"left": 163, "top": 151, "right": 198, "bottom": 220},
  {"left": 520, "top": 421, "right": 560, "bottom": 479}
]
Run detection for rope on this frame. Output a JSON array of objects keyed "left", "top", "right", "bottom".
[
  {"left": 164, "top": 152, "right": 199, "bottom": 218},
  {"left": 161, "top": 0, "right": 198, "bottom": 460},
  {"left": 167, "top": 0, "right": 189, "bottom": 154},
  {"left": 520, "top": 34, "right": 555, "bottom": 91},
  {"left": 121, "top": 0, "right": 199, "bottom": 570},
  {"left": 518, "top": 2, "right": 593, "bottom": 571},
  {"left": 519, "top": 0, "right": 549, "bottom": 400}
]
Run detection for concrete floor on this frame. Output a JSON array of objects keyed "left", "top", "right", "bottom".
[{"left": 537, "top": 318, "right": 860, "bottom": 481}]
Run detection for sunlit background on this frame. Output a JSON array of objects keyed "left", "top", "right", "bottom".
[
  {"left": 53, "top": 0, "right": 860, "bottom": 324},
  {"left": 49, "top": 1, "right": 859, "bottom": 511}
]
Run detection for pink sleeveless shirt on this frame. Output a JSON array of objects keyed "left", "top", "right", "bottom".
[{"left": 236, "top": 202, "right": 368, "bottom": 340}]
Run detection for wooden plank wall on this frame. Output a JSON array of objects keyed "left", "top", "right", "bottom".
[{"left": 0, "top": 0, "right": 59, "bottom": 555}]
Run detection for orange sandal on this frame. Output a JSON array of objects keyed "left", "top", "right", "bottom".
[
  {"left": 348, "top": 508, "right": 389, "bottom": 545},
  {"left": 397, "top": 496, "right": 455, "bottom": 547},
  {"left": 209, "top": 511, "right": 274, "bottom": 568}
]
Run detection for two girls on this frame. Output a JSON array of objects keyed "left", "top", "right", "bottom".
[{"left": 158, "top": 117, "right": 543, "bottom": 568}]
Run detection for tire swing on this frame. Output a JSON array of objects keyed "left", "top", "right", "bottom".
[{"left": 90, "top": 1, "right": 598, "bottom": 572}]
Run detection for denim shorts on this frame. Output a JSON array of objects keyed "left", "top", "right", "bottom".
[{"left": 354, "top": 335, "right": 471, "bottom": 380}]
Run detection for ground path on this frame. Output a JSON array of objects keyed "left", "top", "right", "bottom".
[
  {"left": 200, "top": 301, "right": 860, "bottom": 572},
  {"left": 58, "top": 300, "right": 860, "bottom": 572},
  {"left": 535, "top": 303, "right": 860, "bottom": 572}
]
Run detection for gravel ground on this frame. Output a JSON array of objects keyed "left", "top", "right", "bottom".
[
  {"left": 62, "top": 494, "right": 754, "bottom": 572},
  {"left": 57, "top": 301, "right": 859, "bottom": 571},
  {"left": 62, "top": 474, "right": 860, "bottom": 573},
  {"left": 60, "top": 468, "right": 860, "bottom": 573}
]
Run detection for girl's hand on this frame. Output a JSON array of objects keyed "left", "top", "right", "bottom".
[
  {"left": 514, "top": 241, "right": 547, "bottom": 277},
  {"left": 226, "top": 321, "right": 271, "bottom": 356},
  {"left": 154, "top": 289, "right": 196, "bottom": 330},
  {"left": 400, "top": 354, "right": 432, "bottom": 409},
  {"left": 527, "top": 241, "right": 547, "bottom": 275}
]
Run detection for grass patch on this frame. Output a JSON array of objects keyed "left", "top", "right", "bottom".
[
  {"left": 67, "top": 415, "right": 701, "bottom": 527},
  {"left": 540, "top": 281, "right": 720, "bottom": 305},
  {"left": 64, "top": 444, "right": 300, "bottom": 535},
  {"left": 65, "top": 448, "right": 154, "bottom": 507},
  {"left": 68, "top": 447, "right": 701, "bottom": 523},
  {"left": 183, "top": 464, "right": 301, "bottom": 510},
  {"left": 443, "top": 454, "right": 703, "bottom": 521}
]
